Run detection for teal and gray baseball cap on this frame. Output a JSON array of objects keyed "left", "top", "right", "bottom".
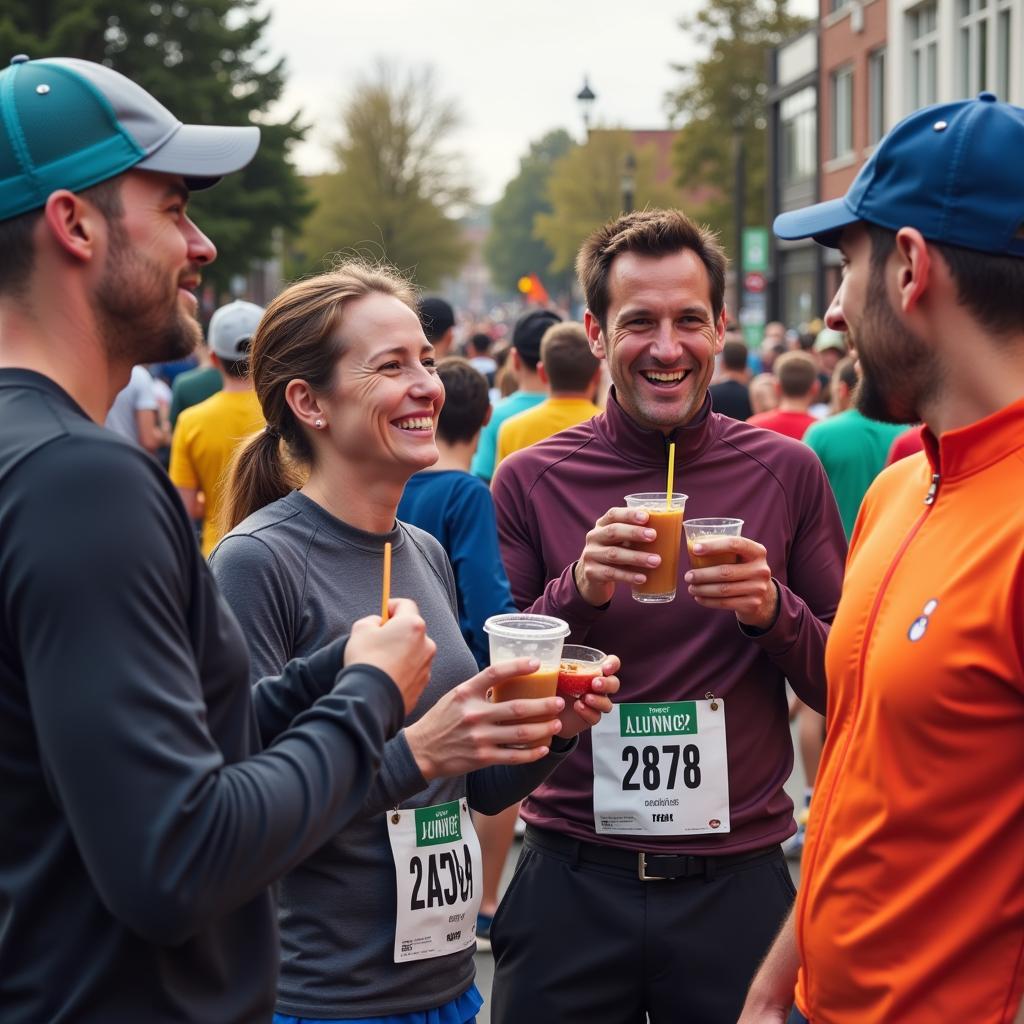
[{"left": 0, "top": 54, "right": 260, "bottom": 222}]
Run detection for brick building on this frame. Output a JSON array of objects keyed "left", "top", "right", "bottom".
[
  {"left": 768, "top": 29, "right": 826, "bottom": 329},
  {"left": 767, "top": 0, "right": 1022, "bottom": 325}
]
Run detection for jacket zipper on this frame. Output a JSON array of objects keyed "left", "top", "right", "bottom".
[{"left": 801, "top": 470, "right": 939, "bottom": 1010}]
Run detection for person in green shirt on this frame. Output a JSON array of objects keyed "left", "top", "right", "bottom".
[
  {"left": 803, "top": 356, "right": 907, "bottom": 539},
  {"left": 169, "top": 350, "right": 221, "bottom": 427}
]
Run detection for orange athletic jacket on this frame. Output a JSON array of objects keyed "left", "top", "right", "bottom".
[{"left": 795, "top": 397, "right": 1024, "bottom": 1023}]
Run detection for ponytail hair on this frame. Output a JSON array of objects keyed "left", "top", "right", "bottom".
[
  {"left": 219, "top": 261, "right": 418, "bottom": 533},
  {"left": 218, "top": 428, "right": 302, "bottom": 539}
]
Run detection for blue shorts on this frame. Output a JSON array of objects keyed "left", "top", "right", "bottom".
[{"left": 273, "top": 984, "right": 482, "bottom": 1024}]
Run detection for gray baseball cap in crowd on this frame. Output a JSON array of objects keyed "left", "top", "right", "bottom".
[
  {"left": 208, "top": 300, "right": 264, "bottom": 360},
  {"left": 813, "top": 328, "right": 847, "bottom": 354},
  {"left": 0, "top": 54, "right": 260, "bottom": 222}
]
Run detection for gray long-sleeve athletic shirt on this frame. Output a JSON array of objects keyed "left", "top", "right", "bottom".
[
  {"left": 210, "top": 491, "right": 575, "bottom": 1019},
  {"left": 0, "top": 370, "right": 404, "bottom": 1024}
]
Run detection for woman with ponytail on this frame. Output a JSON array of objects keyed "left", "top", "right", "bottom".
[{"left": 209, "top": 262, "right": 619, "bottom": 1024}]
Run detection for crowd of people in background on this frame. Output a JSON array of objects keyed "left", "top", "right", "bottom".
[{"left": 136, "top": 290, "right": 925, "bottom": 554}]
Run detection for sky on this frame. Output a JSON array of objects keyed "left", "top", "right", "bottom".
[{"left": 263, "top": 0, "right": 712, "bottom": 205}]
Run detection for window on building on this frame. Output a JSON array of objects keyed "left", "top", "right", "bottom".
[
  {"left": 780, "top": 87, "right": 817, "bottom": 186},
  {"left": 831, "top": 66, "right": 854, "bottom": 158},
  {"left": 868, "top": 48, "right": 887, "bottom": 144},
  {"left": 958, "top": 0, "right": 991, "bottom": 95},
  {"left": 779, "top": 247, "right": 819, "bottom": 330},
  {"left": 829, "top": 0, "right": 849, "bottom": 11},
  {"left": 996, "top": 0, "right": 1012, "bottom": 99},
  {"left": 908, "top": 2, "right": 939, "bottom": 109},
  {"left": 955, "top": 0, "right": 1016, "bottom": 102}
]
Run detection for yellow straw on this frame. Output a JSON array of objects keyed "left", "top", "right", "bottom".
[
  {"left": 380, "top": 542, "right": 392, "bottom": 623},
  {"left": 665, "top": 442, "right": 676, "bottom": 510}
]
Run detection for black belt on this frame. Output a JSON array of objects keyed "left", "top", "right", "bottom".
[{"left": 524, "top": 825, "right": 782, "bottom": 882}]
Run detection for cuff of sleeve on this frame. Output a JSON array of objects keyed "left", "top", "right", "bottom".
[
  {"left": 549, "top": 735, "right": 578, "bottom": 756},
  {"left": 333, "top": 662, "right": 405, "bottom": 737},
  {"left": 304, "top": 635, "right": 349, "bottom": 692},
  {"left": 738, "top": 579, "right": 800, "bottom": 654},
  {"left": 537, "top": 562, "right": 608, "bottom": 640},
  {"left": 376, "top": 728, "right": 429, "bottom": 807}
]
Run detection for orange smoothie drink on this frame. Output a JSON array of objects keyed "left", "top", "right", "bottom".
[
  {"left": 624, "top": 493, "right": 688, "bottom": 603},
  {"left": 686, "top": 541, "right": 741, "bottom": 569},
  {"left": 490, "top": 667, "right": 560, "bottom": 703},
  {"left": 483, "top": 613, "right": 570, "bottom": 748},
  {"left": 684, "top": 518, "right": 745, "bottom": 569}
]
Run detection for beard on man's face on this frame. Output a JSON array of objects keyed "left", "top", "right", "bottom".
[
  {"left": 95, "top": 218, "right": 201, "bottom": 365},
  {"left": 853, "top": 263, "right": 937, "bottom": 425}
]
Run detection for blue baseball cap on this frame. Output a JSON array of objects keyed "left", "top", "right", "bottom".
[
  {"left": 0, "top": 54, "right": 260, "bottom": 222},
  {"left": 774, "top": 92, "right": 1024, "bottom": 257}
]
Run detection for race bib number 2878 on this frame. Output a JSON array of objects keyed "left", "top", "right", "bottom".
[{"left": 592, "top": 699, "right": 730, "bottom": 837}]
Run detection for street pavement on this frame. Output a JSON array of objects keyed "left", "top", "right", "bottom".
[{"left": 472, "top": 721, "right": 806, "bottom": 1022}]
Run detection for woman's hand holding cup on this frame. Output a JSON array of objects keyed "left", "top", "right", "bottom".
[{"left": 404, "top": 657, "right": 566, "bottom": 781}]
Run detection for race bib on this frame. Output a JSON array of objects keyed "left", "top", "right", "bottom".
[
  {"left": 387, "top": 799, "right": 483, "bottom": 963},
  {"left": 592, "top": 698, "right": 730, "bottom": 836}
]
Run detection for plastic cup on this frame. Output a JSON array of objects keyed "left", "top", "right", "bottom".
[
  {"left": 684, "top": 517, "right": 745, "bottom": 568},
  {"left": 624, "top": 492, "right": 688, "bottom": 603},
  {"left": 483, "top": 613, "right": 570, "bottom": 748},
  {"left": 557, "top": 644, "right": 606, "bottom": 699}
]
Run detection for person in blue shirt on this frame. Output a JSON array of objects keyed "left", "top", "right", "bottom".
[{"left": 470, "top": 308, "right": 561, "bottom": 481}]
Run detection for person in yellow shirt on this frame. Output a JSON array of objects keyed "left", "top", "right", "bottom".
[
  {"left": 495, "top": 321, "right": 601, "bottom": 466},
  {"left": 169, "top": 300, "right": 265, "bottom": 556}
]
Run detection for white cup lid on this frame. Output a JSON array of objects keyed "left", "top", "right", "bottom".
[{"left": 483, "top": 613, "right": 570, "bottom": 641}]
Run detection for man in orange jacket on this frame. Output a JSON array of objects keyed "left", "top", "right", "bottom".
[{"left": 740, "top": 93, "right": 1024, "bottom": 1024}]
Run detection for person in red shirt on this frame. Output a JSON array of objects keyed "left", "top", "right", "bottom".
[
  {"left": 747, "top": 351, "right": 820, "bottom": 440},
  {"left": 885, "top": 423, "right": 926, "bottom": 465},
  {"left": 741, "top": 93, "right": 1024, "bottom": 1024}
]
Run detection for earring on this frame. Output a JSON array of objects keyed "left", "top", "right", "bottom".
[{"left": 315, "top": 418, "right": 324, "bottom": 429}]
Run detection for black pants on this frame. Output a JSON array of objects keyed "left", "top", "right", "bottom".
[{"left": 491, "top": 827, "right": 795, "bottom": 1024}]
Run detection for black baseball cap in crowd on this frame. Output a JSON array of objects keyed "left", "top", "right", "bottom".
[
  {"left": 512, "top": 308, "right": 562, "bottom": 367},
  {"left": 418, "top": 296, "right": 455, "bottom": 343},
  {"left": 0, "top": 55, "right": 260, "bottom": 222}
]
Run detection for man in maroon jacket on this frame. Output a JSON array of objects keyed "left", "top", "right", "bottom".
[{"left": 489, "top": 209, "right": 846, "bottom": 1023}]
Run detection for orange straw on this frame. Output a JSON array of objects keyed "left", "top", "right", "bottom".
[
  {"left": 380, "top": 542, "right": 392, "bottom": 623},
  {"left": 665, "top": 442, "right": 676, "bottom": 510}
]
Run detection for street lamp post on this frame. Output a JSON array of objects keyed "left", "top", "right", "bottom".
[
  {"left": 621, "top": 150, "right": 637, "bottom": 214},
  {"left": 576, "top": 76, "right": 596, "bottom": 139},
  {"left": 733, "top": 122, "right": 746, "bottom": 319}
]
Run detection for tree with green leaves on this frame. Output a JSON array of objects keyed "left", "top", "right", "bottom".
[
  {"left": 667, "top": 0, "right": 809, "bottom": 251},
  {"left": 0, "top": 0, "right": 310, "bottom": 294},
  {"left": 534, "top": 130, "right": 679, "bottom": 274},
  {"left": 484, "top": 129, "right": 575, "bottom": 297},
  {"left": 292, "top": 63, "right": 470, "bottom": 289}
]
